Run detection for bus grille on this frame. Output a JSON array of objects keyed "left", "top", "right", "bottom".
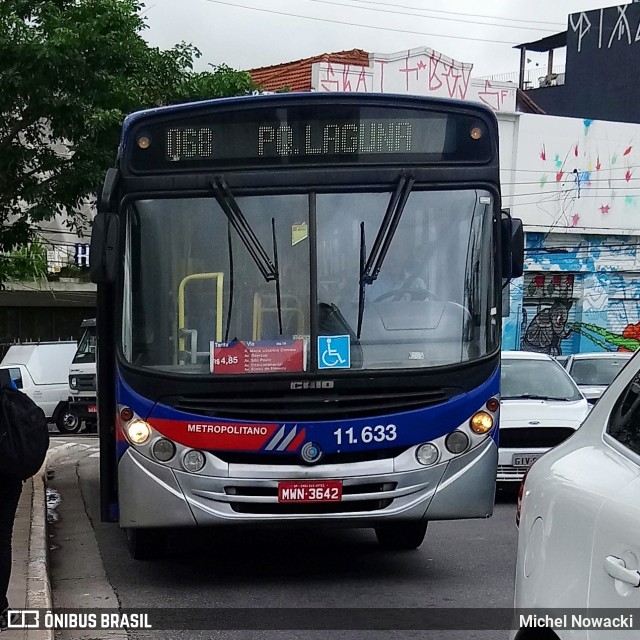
[
  {"left": 165, "top": 388, "right": 453, "bottom": 421},
  {"left": 213, "top": 448, "right": 407, "bottom": 465},
  {"left": 499, "top": 427, "right": 576, "bottom": 448}
]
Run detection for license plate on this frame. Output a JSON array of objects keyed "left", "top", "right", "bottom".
[
  {"left": 278, "top": 480, "right": 342, "bottom": 503},
  {"left": 512, "top": 454, "right": 542, "bottom": 467},
  {"left": 88, "top": 405, "right": 97, "bottom": 413}
]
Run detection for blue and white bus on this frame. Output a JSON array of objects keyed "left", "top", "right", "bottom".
[{"left": 91, "top": 93, "right": 523, "bottom": 559}]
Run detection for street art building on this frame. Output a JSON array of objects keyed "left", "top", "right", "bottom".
[
  {"left": 249, "top": 4, "right": 640, "bottom": 356},
  {"left": 500, "top": 114, "right": 640, "bottom": 355}
]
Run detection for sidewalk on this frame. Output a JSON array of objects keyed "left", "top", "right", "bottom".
[
  {"left": 4, "top": 442, "right": 87, "bottom": 640},
  {"left": 5, "top": 481, "right": 31, "bottom": 640},
  {"left": 8, "top": 480, "right": 31, "bottom": 611},
  {"left": 5, "top": 471, "right": 48, "bottom": 640}
]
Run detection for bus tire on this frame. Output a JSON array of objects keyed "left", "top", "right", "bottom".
[
  {"left": 55, "top": 405, "right": 82, "bottom": 434},
  {"left": 375, "top": 521, "right": 428, "bottom": 550},
  {"left": 126, "top": 527, "right": 165, "bottom": 560}
]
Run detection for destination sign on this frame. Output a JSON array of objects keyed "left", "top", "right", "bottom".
[{"left": 127, "top": 104, "right": 493, "bottom": 172}]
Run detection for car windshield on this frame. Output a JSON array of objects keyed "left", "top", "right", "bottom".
[
  {"left": 569, "top": 356, "right": 630, "bottom": 386},
  {"left": 122, "top": 189, "right": 497, "bottom": 374},
  {"left": 501, "top": 357, "right": 583, "bottom": 401},
  {"left": 73, "top": 326, "right": 97, "bottom": 364}
]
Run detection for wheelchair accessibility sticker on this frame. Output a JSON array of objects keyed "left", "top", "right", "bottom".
[{"left": 318, "top": 335, "right": 351, "bottom": 369}]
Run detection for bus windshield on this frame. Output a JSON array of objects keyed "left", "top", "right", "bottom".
[{"left": 122, "top": 188, "right": 496, "bottom": 374}]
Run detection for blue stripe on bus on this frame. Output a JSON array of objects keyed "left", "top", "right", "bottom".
[{"left": 116, "top": 367, "right": 500, "bottom": 453}]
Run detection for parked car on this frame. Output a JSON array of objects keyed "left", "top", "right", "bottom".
[
  {"left": 554, "top": 354, "right": 569, "bottom": 367},
  {"left": 0, "top": 342, "right": 77, "bottom": 432},
  {"left": 498, "top": 352, "right": 590, "bottom": 482},
  {"left": 564, "top": 351, "right": 633, "bottom": 405},
  {"left": 513, "top": 350, "right": 640, "bottom": 640}
]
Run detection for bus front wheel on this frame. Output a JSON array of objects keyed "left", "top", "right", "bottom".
[
  {"left": 125, "top": 528, "right": 165, "bottom": 560},
  {"left": 375, "top": 522, "right": 428, "bottom": 550}
]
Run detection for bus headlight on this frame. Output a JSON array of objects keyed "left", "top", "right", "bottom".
[
  {"left": 470, "top": 411, "right": 494, "bottom": 434},
  {"left": 152, "top": 438, "right": 176, "bottom": 462},
  {"left": 126, "top": 419, "right": 151, "bottom": 445},
  {"left": 445, "top": 431, "right": 470, "bottom": 454},
  {"left": 183, "top": 450, "right": 205, "bottom": 473},
  {"left": 416, "top": 443, "right": 439, "bottom": 466}
]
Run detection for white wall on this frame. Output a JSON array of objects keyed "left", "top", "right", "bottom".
[
  {"left": 499, "top": 113, "right": 640, "bottom": 234},
  {"left": 311, "top": 47, "right": 516, "bottom": 114}
]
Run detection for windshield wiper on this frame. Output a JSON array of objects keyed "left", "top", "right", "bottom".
[
  {"left": 356, "top": 174, "right": 415, "bottom": 338},
  {"left": 224, "top": 220, "right": 234, "bottom": 342},
  {"left": 211, "top": 176, "right": 283, "bottom": 335},
  {"left": 211, "top": 176, "right": 278, "bottom": 282},
  {"left": 271, "top": 217, "right": 283, "bottom": 335}
]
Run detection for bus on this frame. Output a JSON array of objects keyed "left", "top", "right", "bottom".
[{"left": 90, "top": 93, "right": 523, "bottom": 559}]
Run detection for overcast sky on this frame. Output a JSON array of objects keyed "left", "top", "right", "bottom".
[{"left": 141, "top": 0, "right": 618, "bottom": 77}]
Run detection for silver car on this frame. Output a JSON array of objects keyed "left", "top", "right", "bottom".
[{"left": 564, "top": 352, "right": 633, "bottom": 405}]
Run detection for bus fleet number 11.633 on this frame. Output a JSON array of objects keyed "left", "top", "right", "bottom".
[{"left": 333, "top": 424, "right": 397, "bottom": 445}]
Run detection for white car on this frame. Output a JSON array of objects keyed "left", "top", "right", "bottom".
[
  {"left": 514, "top": 351, "right": 640, "bottom": 640},
  {"left": 564, "top": 352, "right": 633, "bottom": 405},
  {"left": 499, "top": 352, "right": 590, "bottom": 482}
]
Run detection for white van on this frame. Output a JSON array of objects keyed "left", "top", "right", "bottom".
[{"left": 0, "top": 342, "right": 77, "bottom": 431}]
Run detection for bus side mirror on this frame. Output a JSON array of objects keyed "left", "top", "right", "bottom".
[
  {"left": 500, "top": 211, "right": 524, "bottom": 279},
  {"left": 90, "top": 213, "right": 120, "bottom": 283},
  {"left": 510, "top": 218, "right": 524, "bottom": 278}
]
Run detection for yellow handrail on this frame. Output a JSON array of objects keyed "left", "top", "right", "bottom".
[
  {"left": 178, "top": 273, "right": 224, "bottom": 361},
  {"left": 252, "top": 292, "right": 305, "bottom": 340}
]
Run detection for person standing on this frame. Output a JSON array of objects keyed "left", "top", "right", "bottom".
[
  {"left": 0, "top": 374, "right": 23, "bottom": 631},
  {"left": 0, "top": 472, "right": 22, "bottom": 630}
]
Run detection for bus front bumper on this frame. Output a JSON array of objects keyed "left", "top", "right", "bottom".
[{"left": 117, "top": 437, "right": 497, "bottom": 528}]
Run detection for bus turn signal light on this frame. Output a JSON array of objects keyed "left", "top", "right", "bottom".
[
  {"left": 486, "top": 397, "right": 500, "bottom": 412},
  {"left": 469, "top": 411, "right": 494, "bottom": 434}
]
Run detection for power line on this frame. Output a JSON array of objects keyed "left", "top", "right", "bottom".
[
  {"left": 343, "top": 0, "right": 566, "bottom": 28},
  {"left": 199, "top": 0, "right": 522, "bottom": 45},
  {"left": 298, "top": 0, "right": 558, "bottom": 32}
]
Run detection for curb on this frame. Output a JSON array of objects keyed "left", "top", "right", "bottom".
[{"left": 25, "top": 461, "right": 53, "bottom": 640}]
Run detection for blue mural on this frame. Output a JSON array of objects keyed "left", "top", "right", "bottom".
[{"left": 502, "top": 233, "right": 640, "bottom": 354}]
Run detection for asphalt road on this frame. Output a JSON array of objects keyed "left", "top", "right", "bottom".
[{"left": 71, "top": 453, "right": 519, "bottom": 640}]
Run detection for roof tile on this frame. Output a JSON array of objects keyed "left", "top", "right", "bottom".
[{"left": 250, "top": 49, "right": 370, "bottom": 92}]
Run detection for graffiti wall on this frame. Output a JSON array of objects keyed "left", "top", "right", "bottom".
[
  {"left": 311, "top": 47, "right": 517, "bottom": 113},
  {"left": 503, "top": 233, "right": 640, "bottom": 354},
  {"left": 503, "top": 114, "right": 640, "bottom": 232}
]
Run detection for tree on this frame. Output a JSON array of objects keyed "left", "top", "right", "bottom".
[{"left": 0, "top": 0, "right": 257, "bottom": 275}]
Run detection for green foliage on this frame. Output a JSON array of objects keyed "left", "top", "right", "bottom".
[
  {"left": 2, "top": 243, "right": 48, "bottom": 281},
  {"left": 0, "top": 0, "right": 257, "bottom": 280}
]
